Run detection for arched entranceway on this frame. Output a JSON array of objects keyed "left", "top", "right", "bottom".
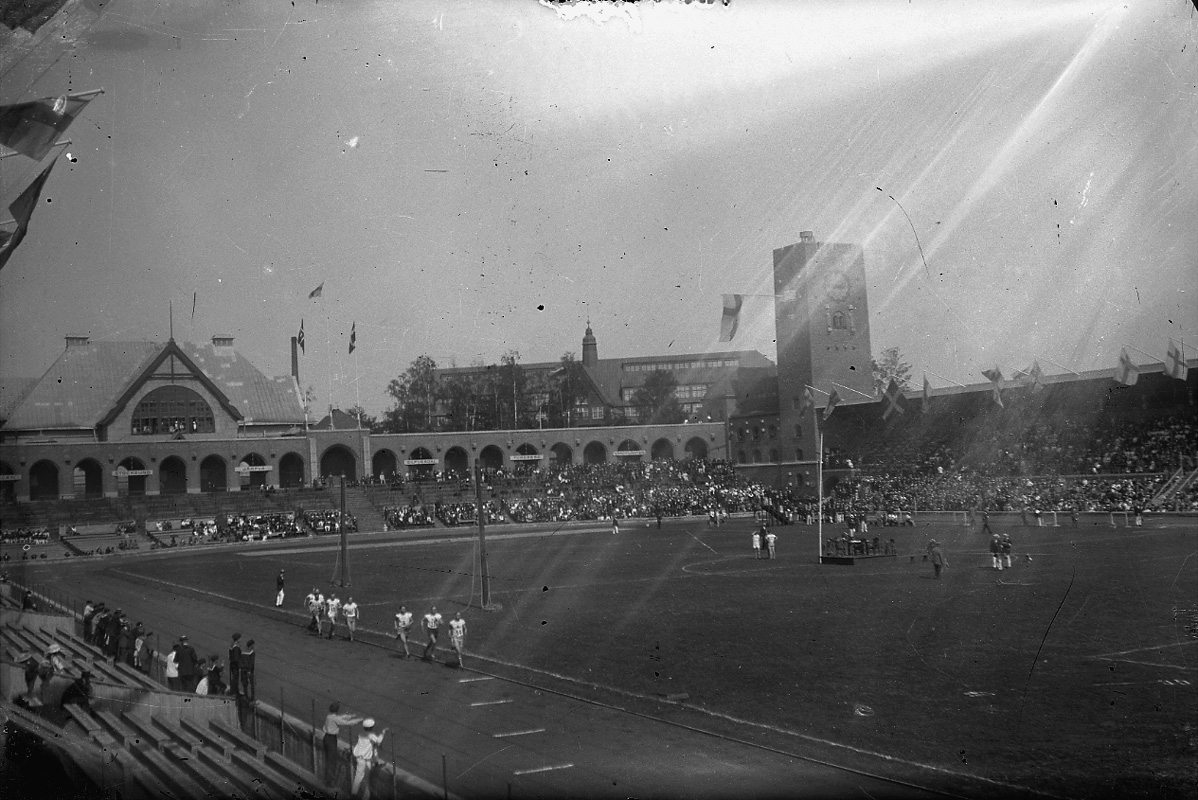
[
  {"left": 279, "top": 452, "right": 305, "bottom": 488},
  {"left": 583, "top": 441, "right": 607, "bottom": 465},
  {"left": 513, "top": 443, "right": 539, "bottom": 472},
  {"left": 445, "top": 447, "right": 469, "bottom": 476},
  {"left": 0, "top": 461, "right": 16, "bottom": 503},
  {"left": 479, "top": 445, "right": 504, "bottom": 472},
  {"left": 372, "top": 450, "right": 399, "bottom": 482},
  {"left": 650, "top": 439, "right": 674, "bottom": 461},
  {"left": 549, "top": 443, "right": 572, "bottom": 466},
  {"left": 28, "top": 460, "right": 59, "bottom": 501},
  {"left": 615, "top": 439, "right": 643, "bottom": 463},
  {"left": 117, "top": 457, "right": 148, "bottom": 496},
  {"left": 159, "top": 456, "right": 188, "bottom": 495},
  {"left": 684, "top": 437, "right": 708, "bottom": 460},
  {"left": 406, "top": 447, "right": 435, "bottom": 480},
  {"left": 72, "top": 459, "right": 104, "bottom": 498},
  {"left": 320, "top": 445, "right": 357, "bottom": 480},
  {"left": 237, "top": 453, "right": 268, "bottom": 490},
  {"left": 202, "top": 455, "right": 229, "bottom": 492}
]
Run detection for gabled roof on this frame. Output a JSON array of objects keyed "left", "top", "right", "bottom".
[{"left": 2, "top": 339, "right": 304, "bottom": 431}]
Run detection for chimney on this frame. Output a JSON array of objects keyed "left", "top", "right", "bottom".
[
  {"left": 291, "top": 336, "right": 300, "bottom": 382},
  {"left": 799, "top": 231, "right": 815, "bottom": 243},
  {"left": 65, "top": 335, "right": 90, "bottom": 348},
  {"left": 212, "top": 335, "right": 234, "bottom": 348}
]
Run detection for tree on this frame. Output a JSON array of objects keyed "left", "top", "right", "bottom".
[
  {"left": 382, "top": 355, "right": 440, "bottom": 433},
  {"left": 346, "top": 405, "right": 380, "bottom": 432},
  {"left": 872, "top": 347, "right": 913, "bottom": 395},
  {"left": 301, "top": 385, "right": 319, "bottom": 420},
  {"left": 550, "top": 352, "right": 588, "bottom": 428},
  {"left": 495, "top": 350, "right": 526, "bottom": 430},
  {"left": 631, "top": 370, "right": 685, "bottom": 425}
]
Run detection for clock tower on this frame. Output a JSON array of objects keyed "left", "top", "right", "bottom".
[{"left": 773, "top": 231, "right": 873, "bottom": 465}]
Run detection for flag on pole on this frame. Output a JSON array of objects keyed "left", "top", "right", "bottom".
[
  {"left": 922, "top": 374, "right": 932, "bottom": 415},
  {"left": 308, "top": 282, "right": 324, "bottom": 299},
  {"left": 981, "top": 367, "right": 1005, "bottom": 407},
  {"left": 718, "top": 294, "right": 743, "bottom": 342},
  {"left": 1113, "top": 347, "right": 1138, "bottom": 386},
  {"left": 0, "top": 162, "right": 55, "bottom": 272},
  {"left": 822, "top": 389, "right": 841, "bottom": 422},
  {"left": 348, "top": 322, "right": 356, "bottom": 354},
  {"left": 881, "top": 379, "right": 906, "bottom": 421},
  {"left": 798, "top": 386, "right": 815, "bottom": 417},
  {"left": 0, "top": 94, "right": 96, "bottom": 161},
  {"left": 1165, "top": 339, "right": 1188, "bottom": 381},
  {"left": 297, "top": 320, "right": 305, "bottom": 353},
  {"left": 1013, "top": 360, "right": 1046, "bottom": 392}
]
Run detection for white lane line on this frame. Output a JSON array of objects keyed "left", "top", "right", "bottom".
[
  {"left": 1090, "top": 640, "right": 1197, "bottom": 658},
  {"left": 459, "top": 676, "right": 494, "bottom": 683},
  {"left": 492, "top": 728, "right": 545, "bottom": 739},
  {"left": 513, "top": 763, "right": 574, "bottom": 776},
  {"left": 471, "top": 699, "right": 513, "bottom": 707}
]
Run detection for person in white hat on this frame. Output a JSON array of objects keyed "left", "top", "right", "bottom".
[{"left": 351, "top": 718, "right": 388, "bottom": 798}]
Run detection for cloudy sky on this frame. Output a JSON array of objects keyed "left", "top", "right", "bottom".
[{"left": 1, "top": 0, "right": 1194, "bottom": 416}]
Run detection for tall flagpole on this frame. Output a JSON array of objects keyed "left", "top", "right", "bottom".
[{"left": 814, "top": 401, "right": 823, "bottom": 562}]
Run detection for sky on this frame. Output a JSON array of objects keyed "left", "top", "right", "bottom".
[{"left": 1, "top": 0, "right": 1195, "bottom": 417}]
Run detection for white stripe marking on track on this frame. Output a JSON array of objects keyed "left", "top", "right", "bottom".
[
  {"left": 513, "top": 763, "right": 574, "bottom": 776},
  {"left": 459, "top": 676, "right": 494, "bottom": 683},
  {"left": 493, "top": 728, "right": 545, "bottom": 738},
  {"left": 471, "top": 699, "right": 513, "bottom": 707}
]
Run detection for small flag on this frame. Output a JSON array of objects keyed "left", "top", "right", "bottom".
[
  {"left": 981, "top": 367, "right": 1005, "bottom": 407},
  {"left": 191, "top": 291, "right": 197, "bottom": 321},
  {"left": 882, "top": 379, "right": 906, "bottom": 421},
  {"left": 0, "top": 162, "right": 55, "bottom": 272},
  {"left": 1113, "top": 347, "right": 1138, "bottom": 386},
  {"left": 297, "top": 320, "right": 305, "bottom": 353},
  {"left": 348, "top": 322, "right": 356, "bottom": 355},
  {"left": 0, "top": 94, "right": 95, "bottom": 161},
  {"left": 719, "top": 294, "right": 743, "bottom": 342},
  {"left": 1013, "top": 360, "right": 1046, "bottom": 393},
  {"left": 1165, "top": 339, "right": 1188, "bottom": 381},
  {"left": 309, "top": 282, "right": 324, "bottom": 299},
  {"left": 922, "top": 374, "right": 932, "bottom": 415},
  {"left": 798, "top": 387, "right": 815, "bottom": 417},
  {"left": 822, "top": 389, "right": 841, "bottom": 422}
]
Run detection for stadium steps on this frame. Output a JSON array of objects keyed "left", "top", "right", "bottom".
[
  {"left": 1148, "top": 466, "right": 1197, "bottom": 509},
  {"left": 342, "top": 486, "right": 386, "bottom": 532}
]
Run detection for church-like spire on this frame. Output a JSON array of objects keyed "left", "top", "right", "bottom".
[{"left": 582, "top": 319, "right": 598, "bottom": 368}]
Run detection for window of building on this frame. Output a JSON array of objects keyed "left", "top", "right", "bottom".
[
  {"left": 767, "top": 424, "right": 776, "bottom": 439},
  {"left": 769, "top": 449, "right": 779, "bottom": 462},
  {"left": 794, "top": 424, "right": 802, "bottom": 438},
  {"left": 752, "top": 449, "right": 762, "bottom": 463},
  {"left": 131, "top": 385, "right": 215, "bottom": 435},
  {"left": 795, "top": 448, "right": 804, "bottom": 461},
  {"left": 590, "top": 407, "right": 604, "bottom": 420},
  {"left": 832, "top": 311, "right": 847, "bottom": 330}
]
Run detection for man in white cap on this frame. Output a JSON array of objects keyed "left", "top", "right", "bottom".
[{"left": 351, "top": 718, "right": 388, "bottom": 798}]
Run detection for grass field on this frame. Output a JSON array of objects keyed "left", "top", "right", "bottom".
[{"left": 94, "top": 515, "right": 1198, "bottom": 797}]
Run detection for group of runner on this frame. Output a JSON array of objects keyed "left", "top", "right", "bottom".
[
  {"left": 303, "top": 585, "right": 362, "bottom": 642},
  {"left": 751, "top": 526, "right": 778, "bottom": 559}
]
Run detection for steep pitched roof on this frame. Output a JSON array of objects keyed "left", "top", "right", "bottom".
[{"left": 2, "top": 339, "right": 304, "bottom": 431}]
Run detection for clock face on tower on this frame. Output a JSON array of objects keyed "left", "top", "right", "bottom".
[{"left": 825, "top": 271, "right": 851, "bottom": 302}]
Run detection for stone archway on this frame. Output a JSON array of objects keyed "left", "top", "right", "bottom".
[
  {"left": 159, "top": 456, "right": 188, "bottom": 495},
  {"left": 279, "top": 452, "right": 305, "bottom": 489},
  {"left": 72, "top": 458, "right": 104, "bottom": 498},
  {"left": 238, "top": 453, "right": 268, "bottom": 490},
  {"left": 407, "top": 447, "right": 435, "bottom": 480},
  {"left": 549, "top": 442, "right": 573, "bottom": 466},
  {"left": 372, "top": 450, "right": 399, "bottom": 482},
  {"left": 479, "top": 445, "right": 504, "bottom": 472},
  {"left": 320, "top": 445, "right": 357, "bottom": 480},
  {"left": 202, "top": 455, "right": 228, "bottom": 493},
  {"left": 684, "top": 437, "right": 708, "bottom": 460},
  {"left": 583, "top": 441, "right": 607, "bottom": 465},
  {"left": 0, "top": 461, "right": 16, "bottom": 503},
  {"left": 615, "top": 439, "right": 643, "bottom": 463},
  {"left": 28, "top": 460, "right": 59, "bottom": 501},
  {"left": 650, "top": 439, "right": 674, "bottom": 461},
  {"left": 117, "top": 457, "right": 148, "bottom": 496},
  {"left": 513, "top": 443, "right": 540, "bottom": 472},
  {"left": 445, "top": 447, "right": 469, "bottom": 477}
]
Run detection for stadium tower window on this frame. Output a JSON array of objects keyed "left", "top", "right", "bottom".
[
  {"left": 795, "top": 448, "right": 804, "bottom": 461},
  {"left": 794, "top": 424, "right": 802, "bottom": 438},
  {"left": 738, "top": 450, "right": 746, "bottom": 464},
  {"left": 767, "top": 424, "right": 776, "bottom": 439},
  {"left": 752, "top": 449, "right": 762, "bottom": 463},
  {"left": 131, "top": 386, "right": 215, "bottom": 435},
  {"left": 832, "top": 312, "right": 847, "bottom": 330},
  {"left": 769, "top": 449, "right": 778, "bottom": 462}
]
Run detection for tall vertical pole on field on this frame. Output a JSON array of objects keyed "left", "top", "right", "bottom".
[
  {"left": 474, "top": 459, "right": 492, "bottom": 609},
  {"left": 814, "top": 402, "right": 823, "bottom": 562}
]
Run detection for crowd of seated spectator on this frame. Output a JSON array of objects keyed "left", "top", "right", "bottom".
[
  {"left": 301, "top": 509, "right": 357, "bottom": 534},
  {"left": 221, "top": 513, "right": 301, "bottom": 541},
  {"left": 383, "top": 505, "right": 435, "bottom": 529},
  {"left": 1, "top": 526, "right": 52, "bottom": 545}
]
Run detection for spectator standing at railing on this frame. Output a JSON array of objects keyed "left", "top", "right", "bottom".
[
  {"left": 322, "top": 702, "right": 362, "bottom": 786},
  {"left": 351, "top": 719, "right": 387, "bottom": 799},
  {"left": 177, "top": 634, "right": 199, "bottom": 692},
  {"left": 134, "top": 629, "right": 153, "bottom": 675},
  {"left": 240, "top": 639, "right": 256, "bottom": 701}
]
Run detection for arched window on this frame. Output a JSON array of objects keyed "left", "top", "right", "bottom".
[
  {"left": 769, "top": 449, "right": 779, "bottom": 462},
  {"left": 794, "top": 424, "right": 802, "bottom": 438},
  {"left": 831, "top": 312, "right": 847, "bottom": 330},
  {"left": 795, "top": 448, "right": 805, "bottom": 461},
  {"left": 131, "top": 386, "right": 215, "bottom": 435}
]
